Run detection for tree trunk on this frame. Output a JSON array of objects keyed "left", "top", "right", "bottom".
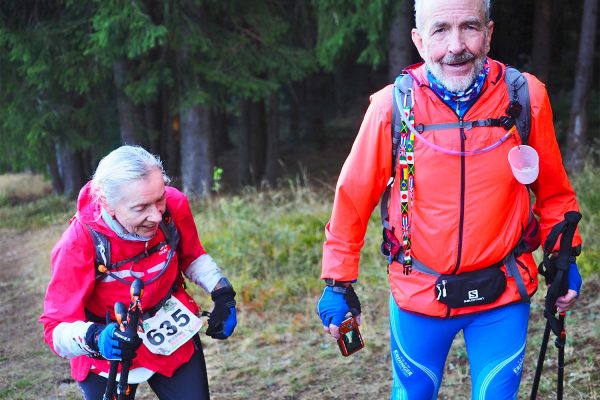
[
  {"left": 565, "top": 0, "right": 598, "bottom": 173},
  {"left": 238, "top": 98, "right": 267, "bottom": 185},
  {"left": 264, "top": 91, "right": 280, "bottom": 187},
  {"left": 388, "top": 0, "right": 415, "bottom": 82},
  {"left": 113, "top": 60, "right": 141, "bottom": 145},
  {"left": 47, "top": 156, "right": 64, "bottom": 195},
  {"left": 160, "top": 89, "right": 179, "bottom": 178},
  {"left": 531, "top": 0, "right": 552, "bottom": 83},
  {"left": 304, "top": 74, "right": 325, "bottom": 146},
  {"left": 211, "top": 108, "right": 233, "bottom": 158},
  {"left": 179, "top": 105, "right": 213, "bottom": 197},
  {"left": 250, "top": 99, "right": 267, "bottom": 184},
  {"left": 54, "top": 141, "right": 86, "bottom": 199},
  {"left": 288, "top": 83, "right": 302, "bottom": 144},
  {"left": 239, "top": 99, "right": 252, "bottom": 185},
  {"left": 144, "top": 99, "right": 162, "bottom": 154}
]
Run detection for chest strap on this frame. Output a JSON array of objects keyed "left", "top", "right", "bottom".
[{"left": 413, "top": 117, "right": 514, "bottom": 133}]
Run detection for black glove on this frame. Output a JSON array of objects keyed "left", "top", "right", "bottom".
[
  {"left": 206, "top": 285, "right": 237, "bottom": 340},
  {"left": 86, "top": 323, "right": 143, "bottom": 361}
]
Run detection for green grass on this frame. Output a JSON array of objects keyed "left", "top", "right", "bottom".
[{"left": 1, "top": 163, "right": 599, "bottom": 399}]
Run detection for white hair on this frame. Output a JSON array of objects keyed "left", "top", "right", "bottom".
[
  {"left": 91, "top": 145, "right": 171, "bottom": 208},
  {"left": 414, "top": 0, "right": 491, "bottom": 30}
]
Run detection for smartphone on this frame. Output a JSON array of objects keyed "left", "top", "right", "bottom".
[{"left": 337, "top": 316, "right": 364, "bottom": 357}]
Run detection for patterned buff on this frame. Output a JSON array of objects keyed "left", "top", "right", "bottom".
[{"left": 427, "top": 61, "right": 490, "bottom": 118}]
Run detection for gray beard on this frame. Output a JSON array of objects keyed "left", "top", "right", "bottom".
[{"left": 427, "top": 55, "right": 486, "bottom": 93}]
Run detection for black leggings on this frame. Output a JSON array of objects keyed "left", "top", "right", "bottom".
[{"left": 78, "top": 336, "right": 210, "bottom": 400}]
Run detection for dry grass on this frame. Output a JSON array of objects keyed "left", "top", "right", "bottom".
[
  {"left": 1, "top": 172, "right": 598, "bottom": 399},
  {"left": 0, "top": 173, "right": 51, "bottom": 205}
]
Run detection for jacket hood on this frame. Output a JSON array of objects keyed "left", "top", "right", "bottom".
[{"left": 75, "top": 182, "right": 112, "bottom": 235}]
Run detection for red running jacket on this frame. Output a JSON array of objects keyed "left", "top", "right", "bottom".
[
  {"left": 40, "top": 182, "right": 205, "bottom": 381},
  {"left": 321, "top": 59, "right": 582, "bottom": 317}
]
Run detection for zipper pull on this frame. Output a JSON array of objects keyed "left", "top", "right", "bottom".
[
  {"left": 459, "top": 119, "right": 466, "bottom": 140},
  {"left": 436, "top": 283, "right": 442, "bottom": 300},
  {"left": 442, "top": 279, "right": 447, "bottom": 297}
]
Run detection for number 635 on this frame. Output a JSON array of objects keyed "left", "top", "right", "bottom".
[{"left": 146, "top": 309, "right": 190, "bottom": 346}]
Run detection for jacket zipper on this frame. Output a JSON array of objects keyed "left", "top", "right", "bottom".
[
  {"left": 422, "top": 82, "right": 490, "bottom": 317},
  {"left": 452, "top": 117, "right": 466, "bottom": 275}
]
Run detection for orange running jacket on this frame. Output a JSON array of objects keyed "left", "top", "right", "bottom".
[{"left": 321, "top": 59, "right": 582, "bottom": 317}]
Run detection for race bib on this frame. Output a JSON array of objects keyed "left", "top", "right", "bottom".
[{"left": 140, "top": 296, "right": 203, "bottom": 355}]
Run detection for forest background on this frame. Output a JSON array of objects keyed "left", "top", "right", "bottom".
[
  {"left": 0, "top": 0, "right": 599, "bottom": 399},
  {"left": 1, "top": 0, "right": 599, "bottom": 194}
]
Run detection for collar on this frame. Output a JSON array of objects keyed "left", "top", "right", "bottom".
[{"left": 101, "top": 207, "right": 153, "bottom": 242}]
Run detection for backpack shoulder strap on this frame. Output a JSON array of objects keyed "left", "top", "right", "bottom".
[
  {"left": 86, "top": 225, "right": 111, "bottom": 279},
  {"left": 504, "top": 66, "right": 531, "bottom": 145},
  {"left": 160, "top": 206, "right": 180, "bottom": 251},
  {"left": 381, "top": 73, "right": 414, "bottom": 230},
  {"left": 87, "top": 206, "right": 180, "bottom": 282},
  {"left": 391, "top": 74, "right": 415, "bottom": 174}
]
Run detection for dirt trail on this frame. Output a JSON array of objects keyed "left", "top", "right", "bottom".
[{"left": 0, "top": 225, "right": 79, "bottom": 399}]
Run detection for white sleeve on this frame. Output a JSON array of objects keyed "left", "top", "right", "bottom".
[
  {"left": 184, "top": 253, "right": 224, "bottom": 293},
  {"left": 52, "top": 321, "right": 98, "bottom": 359}
]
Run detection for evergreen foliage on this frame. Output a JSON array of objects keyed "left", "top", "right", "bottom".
[{"left": 0, "top": 1, "right": 597, "bottom": 191}]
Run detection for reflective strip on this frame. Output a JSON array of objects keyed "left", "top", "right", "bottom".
[
  {"left": 97, "top": 261, "right": 167, "bottom": 283},
  {"left": 390, "top": 296, "right": 439, "bottom": 399},
  {"left": 478, "top": 341, "right": 526, "bottom": 400}
]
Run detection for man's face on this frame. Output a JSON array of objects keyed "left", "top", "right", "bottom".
[
  {"left": 411, "top": 0, "right": 493, "bottom": 92},
  {"left": 107, "top": 168, "right": 167, "bottom": 238}
]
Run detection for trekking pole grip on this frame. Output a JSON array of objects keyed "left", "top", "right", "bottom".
[
  {"left": 102, "top": 301, "right": 128, "bottom": 400},
  {"left": 116, "top": 279, "right": 144, "bottom": 400}
]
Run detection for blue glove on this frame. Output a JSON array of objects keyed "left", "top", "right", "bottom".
[
  {"left": 569, "top": 262, "right": 582, "bottom": 298},
  {"left": 86, "top": 322, "right": 142, "bottom": 361},
  {"left": 98, "top": 323, "right": 121, "bottom": 360},
  {"left": 317, "top": 285, "right": 361, "bottom": 328},
  {"left": 206, "top": 286, "right": 237, "bottom": 340}
]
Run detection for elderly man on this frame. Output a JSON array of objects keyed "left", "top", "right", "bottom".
[{"left": 317, "top": 0, "right": 583, "bottom": 398}]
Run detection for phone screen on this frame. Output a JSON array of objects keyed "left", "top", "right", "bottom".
[
  {"left": 341, "top": 328, "right": 362, "bottom": 353},
  {"left": 338, "top": 316, "right": 364, "bottom": 356}
]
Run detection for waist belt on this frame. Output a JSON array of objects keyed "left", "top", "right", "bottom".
[{"left": 410, "top": 250, "right": 530, "bottom": 303}]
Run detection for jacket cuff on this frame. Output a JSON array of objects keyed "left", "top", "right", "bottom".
[
  {"left": 184, "top": 253, "right": 224, "bottom": 293},
  {"left": 52, "top": 321, "right": 99, "bottom": 359}
]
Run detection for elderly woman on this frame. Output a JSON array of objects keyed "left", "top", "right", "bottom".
[{"left": 41, "top": 145, "right": 236, "bottom": 399}]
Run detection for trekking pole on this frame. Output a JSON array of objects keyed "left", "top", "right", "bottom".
[
  {"left": 116, "top": 278, "right": 144, "bottom": 400},
  {"left": 556, "top": 312, "right": 566, "bottom": 400},
  {"left": 530, "top": 211, "right": 581, "bottom": 400},
  {"left": 530, "top": 319, "right": 551, "bottom": 400},
  {"left": 103, "top": 301, "right": 128, "bottom": 400}
]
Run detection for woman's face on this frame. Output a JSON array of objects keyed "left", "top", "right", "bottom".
[{"left": 106, "top": 167, "right": 167, "bottom": 238}]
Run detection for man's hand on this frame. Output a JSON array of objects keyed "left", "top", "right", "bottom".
[
  {"left": 555, "top": 289, "right": 578, "bottom": 313},
  {"left": 316, "top": 284, "right": 361, "bottom": 340},
  {"left": 555, "top": 262, "right": 582, "bottom": 313}
]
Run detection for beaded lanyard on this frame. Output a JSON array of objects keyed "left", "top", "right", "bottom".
[{"left": 398, "top": 101, "right": 415, "bottom": 275}]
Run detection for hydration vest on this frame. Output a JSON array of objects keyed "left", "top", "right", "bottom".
[
  {"left": 87, "top": 207, "right": 180, "bottom": 285},
  {"left": 380, "top": 67, "right": 538, "bottom": 271}
]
